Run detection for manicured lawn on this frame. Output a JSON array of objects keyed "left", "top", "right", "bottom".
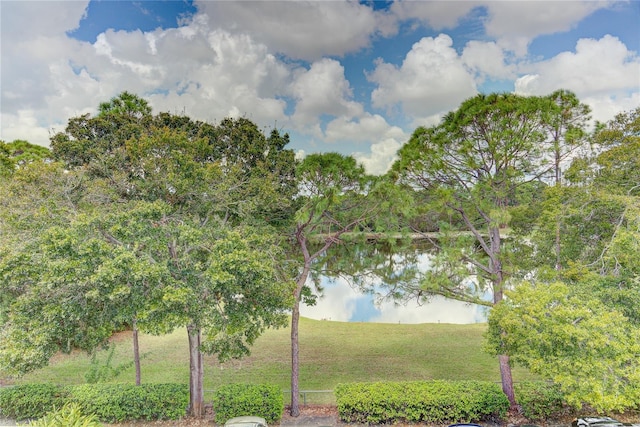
[{"left": 10, "top": 317, "right": 536, "bottom": 403}]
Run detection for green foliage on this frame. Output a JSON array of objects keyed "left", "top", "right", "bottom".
[
  {"left": 0, "top": 383, "right": 187, "bottom": 422},
  {"left": 592, "top": 107, "right": 640, "bottom": 195},
  {"left": 0, "top": 139, "right": 51, "bottom": 177},
  {"left": 515, "top": 382, "right": 565, "bottom": 421},
  {"left": 335, "top": 380, "right": 509, "bottom": 424},
  {"left": 27, "top": 403, "right": 102, "bottom": 427},
  {"left": 0, "top": 384, "right": 67, "bottom": 420},
  {"left": 213, "top": 383, "right": 283, "bottom": 424},
  {"left": 67, "top": 383, "right": 188, "bottom": 422},
  {"left": 487, "top": 281, "right": 640, "bottom": 412}
]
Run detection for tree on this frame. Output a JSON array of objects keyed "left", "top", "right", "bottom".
[
  {"left": 591, "top": 107, "right": 640, "bottom": 195},
  {"left": 98, "top": 91, "right": 152, "bottom": 119},
  {"left": 486, "top": 107, "right": 640, "bottom": 411},
  {"left": 540, "top": 90, "right": 591, "bottom": 270},
  {"left": 392, "top": 93, "right": 554, "bottom": 408},
  {"left": 486, "top": 280, "right": 640, "bottom": 412},
  {"left": 287, "top": 152, "right": 399, "bottom": 416},
  {"left": 5, "top": 92, "right": 297, "bottom": 417},
  {"left": 0, "top": 139, "right": 51, "bottom": 176}
]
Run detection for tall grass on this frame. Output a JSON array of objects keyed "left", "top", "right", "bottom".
[{"left": 9, "top": 318, "right": 536, "bottom": 403}]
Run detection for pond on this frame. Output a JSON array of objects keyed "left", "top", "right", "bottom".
[
  {"left": 299, "top": 277, "right": 488, "bottom": 324},
  {"left": 299, "top": 244, "right": 490, "bottom": 324}
]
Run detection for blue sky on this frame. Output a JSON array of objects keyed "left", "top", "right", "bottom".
[{"left": 1, "top": 0, "right": 639, "bottom": 174}]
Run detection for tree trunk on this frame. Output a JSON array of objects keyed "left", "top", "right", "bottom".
[
  {"left": 290, "top": 268, "right": 309, "bottom": 417},
  {"left": 187, "top": 324, "right": 204, "bottom": 417},
  {"left": 132, "top": 318, "right": 141, "bottom": 386},
  {"left": 499, "top": 354, "right": 517, "bottom": 409},
  {"left": 489, "top": 226, "right": 518, "bottom": 410},
  {"left": 290, "top": 292, "right": 301, "bottom": 417}
]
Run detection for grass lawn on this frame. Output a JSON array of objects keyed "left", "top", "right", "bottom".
[{"left": 8, "top": 317, "right": 536, "bottom": 403}]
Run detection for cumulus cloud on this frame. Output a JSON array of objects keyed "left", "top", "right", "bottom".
[
  {"left": 353, "top": 138, "right": 403, "bottom": 176},
  {"left": 515, "top": 35, "right": 640, "bottom": 123},
  {"left": 484, "top": 1, "right": 609, "bottom": 55},
  {"left": 390, "top": 0, "right": 482, "bottom": 31},
  {"left": 324, "top": 113, "right": 403, "bottom": 143},
  {"left": 461, "top": 40, "right": 515, "bottom": 81},
  {"left": 196, "top": 0, "right": 397, "bottom": 61},
  {"left": 368, "top": 34, "right": 477, "bottom": 120},
  {"left": 289, "top": 58, "right": 363, "bottom": 132}
]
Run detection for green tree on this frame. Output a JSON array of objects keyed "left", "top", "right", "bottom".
[
  {"left": 5, "top": 93, "right": 297, "bottom": 417},
  {"left": 98, "top": 91, "right": 152, "bottom": 119},
  {"left": 0, "top": 139, "right": 51, "bottom": 176},
  {"left": 592, "top": 107, "right": 640, "bottom": 195},
  {"left": 541, "top": 90, "right": 591, "bottom": 270},
  {"left": 487, "top": 107, "right": 640, "bottom": 411},
  {"left": 392, "top": 93, "right": 554, "bottom": 408},
  {"left": 486, "top": 280, "right": 640, "bottom": 412},
  {"left": 287, "top": 152, "right": 400, "bottom": 416}
]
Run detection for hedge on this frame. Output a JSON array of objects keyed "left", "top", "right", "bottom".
[
  {"left": 0, "top": 383, "right": 68, "bottom": 420},
  {"left": 213, "top": 383, "right": 283, "bottom": 424},
  {"left": 0, "top": 383, "right": 188, "bottom": 422},
  {"left": 515, "top": 382, "right": 565, "bottom": 421},
  {"left": 335, "top": 380, "right": 509, "bottom": 424}
]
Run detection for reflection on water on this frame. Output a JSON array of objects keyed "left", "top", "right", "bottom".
[{"left": 300, "top": 275, "right": 489, "bottom": 324}]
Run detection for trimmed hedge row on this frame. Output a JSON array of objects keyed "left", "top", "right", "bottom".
[
  {"left": 0, "top": 384, "right": 67, "bottom": 420},
  {"left": 335, "top": 380, "right": 509, "bottom": 424},
  {"left": 213, "top": 383, "right": 283, "bottom": 424},
  {"left": 68, "top": 383, "right": 188, "bottom": 422},
  {"left": 0, "top": 383, "right": 188, "bottom": 422}
]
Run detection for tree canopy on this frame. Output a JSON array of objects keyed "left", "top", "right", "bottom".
[{"left": 1, "top": 93, "right": 296, "bottom": 417}]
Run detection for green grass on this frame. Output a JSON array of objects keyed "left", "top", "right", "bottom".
[{"left": 8, "top": 317, "right": 537, "bottom": 403}]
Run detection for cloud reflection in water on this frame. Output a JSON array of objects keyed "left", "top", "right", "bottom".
[{"left": 299, "top": 275, "right": 488, "bottom": 324}]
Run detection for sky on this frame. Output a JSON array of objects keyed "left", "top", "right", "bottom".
[{"left": 1, "top": 0, "right": 639, "bottom": 175}]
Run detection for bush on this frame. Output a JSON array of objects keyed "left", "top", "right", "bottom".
[
  {"left": 28, "top": 403, "right": 102, "bottom": 427},
  {"left": 0, "top": 383, "right": 187, "bottom": 422},
  {"left": 213, "top": 383, "right": 283, "bottom": 424},
  {"left": 67, "top": 383, "right": 188, "bottom": 422},
  {"left": 335, "top": 380, "right": 509, "bottom": 424},
  {"left": 515, "top": 382, "right": 565, "bottom": 421},
  {"left": 0, "top": 384, "right": 67, "bottom": 420}
]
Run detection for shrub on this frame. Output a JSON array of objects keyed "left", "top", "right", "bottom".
[
  {"left": 335, "top": 380, "right": 509, "bottom": 424},
  {"left": 213, "top": 383, "right": 283, "bottom": 424},
  {"left": 27, "top": 403, "right": 102, "bottom": 427},
  {"left": 0, "top": 384, "right": 67, "bottom": 420},
  {"left": 67, "top": 383, "right": 188, "bottom": 422},
  {"left": 515, "top": 382, "right": 565, "bottom": 421}
]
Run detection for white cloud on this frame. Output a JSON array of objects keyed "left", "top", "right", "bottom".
[
  {"left": 300, "top": 277, "right": 486, "bottom": 324},
  {"left": 371, "top": 296, "right": 486, "bottom": 324},
  {"left": 299, "top": 277, "right": 363, "bottom": 322},
  {"left": 515, "top": 35, "right": 640, "bottom": 123},
  {"left": 353, "top": 138, "right": 403, "bottom": 176},
  {"left": 196, "top": 0, "right": 397, "bottom": 61},
  {"left": 0, "top": 110, "right": 53, "bottom": 147},
  {"left": 324, "top": 113, "right": 402, "bottom": 143},
  {"left": 390, "top": 0, "right": 482, "bottom": 30},
  {"left": 290, "top": 58, "right": 363, "bottom": 131},
  {"left": 484, "top": 1, "right": 610, "bottom": 55},
  {"left": 1, "top": 1, "right": 88, "bottom": 39},
  {"left": 461, "top": 40, "right": 515, "bottom": 81},
  {"left": 368, "top": 34, "right": 478, "bottom": 120}
]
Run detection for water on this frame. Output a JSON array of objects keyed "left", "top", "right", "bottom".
[{"left": 299, "top": 272, "right": 489, "bottom": 324}]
